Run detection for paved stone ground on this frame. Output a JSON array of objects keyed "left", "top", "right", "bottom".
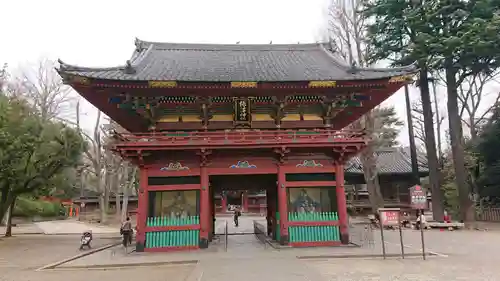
[
  {"left": 307, "top": 227, "right": 500, "bottom": 280},
  {"left": 0, "top": 223, "right": 43, "bottom": 235},
  {"left": 0, "top": 235, "right": 130, "bottom": 281},
  {"left": 35, "top": 219, "right": 119, "bottom": 235},
  {"left": 0, "top": 219, "right": 120, "bottom": 236},
  {"left": 3, "top": 218, "right": 500, "bottom": 280}
]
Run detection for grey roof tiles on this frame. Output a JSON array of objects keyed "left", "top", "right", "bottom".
[
  {"left": 58, "top": 39, "right": 415, "bottom": 82},
  {"left": 346, "top": 147, "right": 429, "bottom": 175}
]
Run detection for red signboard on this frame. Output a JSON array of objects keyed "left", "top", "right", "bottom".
[
  {"left": 410, "top": 185, "right": 427, "bottom": 209},
  {"left": 379, "top": 208, "right": 400, "bottom": 226}
]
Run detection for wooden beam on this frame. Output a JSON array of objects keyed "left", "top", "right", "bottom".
[
  {"left": 285, "top": 181, "right": 336, "bottom": 187},
  {"left": 148, "top": 184, "right": 201, "bottom": 191}
]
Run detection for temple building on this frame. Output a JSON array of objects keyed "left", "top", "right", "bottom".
[{"left": 58, "top": 39, "right": 415, "bottom": 252}]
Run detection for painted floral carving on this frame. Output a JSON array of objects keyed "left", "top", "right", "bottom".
[
  {"left": 160, "top": 162, "right": 189, "bottom": 171},
  {"left": 230, "top": 161, "right": 257, "bottom": 168},
  {"left": 296, "top": 160, "right": 323, "bottom": 168}
]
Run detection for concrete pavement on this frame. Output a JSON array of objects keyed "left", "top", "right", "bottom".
[
  {"left": 35, "top": 220, "right": 118, "bottom": 235},
  {"left": 5, "top": 217, "right": 500, "bottom": 280},
  {"left": 1, "top": 219, "right": 120, "bottom": 236}
]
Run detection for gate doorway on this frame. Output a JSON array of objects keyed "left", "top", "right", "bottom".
[{"left": 210, "top": 174, "right": 277, "bottom": 251}]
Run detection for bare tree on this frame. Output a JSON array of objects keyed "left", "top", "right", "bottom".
[
  {"left": 100, "top": 118, "right": 137, "bottom": 222},
  {"left": 0, "top": 63, "right": 8, "bottom": 91},
  {"left": 121, "top": 165, "right": 138, "bottom": 221},
  {"left": 8, "top": 59, "right": 73, "bottom": 122},
  {"left": 412, "top": 97, "right": 445, "bottom": 160},
  {"left": 458, "top": 72, "right": 500, "bottom": 142},
  {"left": 329, "top": 0, "right": 385, "bottom": 212},
  {"left": 75, "top": 100, "right": 107, "bottom": 223}
]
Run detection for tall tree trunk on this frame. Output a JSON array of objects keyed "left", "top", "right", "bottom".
[
  {"left": 4, "top": 197, "right": 16, "bottom": 237},
  {"left": 99, "top": 194, "right": 106, "bottom": 224},
  {"left": 115, "top": 187, "right": 121, "bottom": 219},
  {"left": 121, "top": 181, "right": 129, "bottom": 221},
  {"left": 445, "top": 66, "right": 475, "bottom": 226},
  {"left": 0, "top": 190, "right": 9, "bottom": 225},
  {"left": 104, "top": 170, "right": 111, "bottom": 216},
  {"left": 97, "top": 172, "right": 107, "bottom": 224},
  {"left": 360, "top": 112, "right": 384, "bottom": 212},
  {"left": 431, "top": 79, "right": 443, "bottom": 167},
  {"left": 0, "top": 190, "right": 14, "bottom": 226},
  {"left": 419, "top": 68, "right": 444, "bottom": 221},
  {"left": 122, "top": 166, "right": 138, "bottom": 221},
  {"left": 113, "top": 168, "right": 121, "bottom": 219}
]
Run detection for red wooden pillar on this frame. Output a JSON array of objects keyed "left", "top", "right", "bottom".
[
  {"left": 266, "top": 191, "right": 274, "bottom": 236},
  {"left": 136, "top": 167, "right": 149, "bottom": 252},
  {"left": 242, "top": 191, "right": 249, "bottom": 212},
  {"left": 335, "top": 164, "right": 349, "bottom": 244},
  {"left": 221, "top": 193, "right": 227, "bottom": 213},
  {"left": 199, "top": 166, "right": 209, "bottom": 248},
  {"left": 277, "top": 165, "right": 288, "bottom": 245},
  {"left": 209, "top": 186, "right": 215, "bottom": 241}
]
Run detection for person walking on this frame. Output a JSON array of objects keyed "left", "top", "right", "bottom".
[
  {"left": 120, "top": 217, "right": 133, "bottom": 251},
  {"left": 234, "top": 207, "right": 241, "bottom": 227}
]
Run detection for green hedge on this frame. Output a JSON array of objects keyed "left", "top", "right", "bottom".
[{"left": 13, "top": 197, "right": 66, "bottom": 217}]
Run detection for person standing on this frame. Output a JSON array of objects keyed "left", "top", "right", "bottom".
[{"left": 234, "top": 207, "right": 241, "bottom": 227}]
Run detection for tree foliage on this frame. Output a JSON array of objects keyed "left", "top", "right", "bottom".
[
  {"left": 363, "top": 0, "right": 500, "bottom": 223},
  {"left": 476, "top": 112, "right": 500, "bottom": 200},
  {"left": 372, "top": 106, "right": 404, "bottom": 147},
  {"left": 0, "top": 92, "right": 84, "bottom": 232}
]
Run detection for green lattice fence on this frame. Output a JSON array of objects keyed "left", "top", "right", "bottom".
[
  {"left": 145, "top": 216, "right": 199, "bottom": 248},
  {"left": 288, "top": 212, "right": 340, "bottom": 243}
]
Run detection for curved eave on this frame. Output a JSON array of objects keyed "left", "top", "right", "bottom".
[{"left": 58, "top": 73, "right": 416, "bottom": 91}]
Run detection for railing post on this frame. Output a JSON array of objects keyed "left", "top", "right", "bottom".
[
  {"left": 199, "top": 166, "right": 209, "bottom": 248},
  {"left": 277, "top": 165, "right": 288, "bottom": 245},
  {"left": 336, "top": 163, "right": 349, "bottom": 244}
]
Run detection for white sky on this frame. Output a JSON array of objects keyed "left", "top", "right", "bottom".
[{"left": 2, "top": 0, "right": 495, "bottom": 147}]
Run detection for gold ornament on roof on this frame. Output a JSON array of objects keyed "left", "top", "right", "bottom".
[
  {"left": 308, "top": 81, "right": 337, "bottom": 88},
  {"left": 388, "top": 75, "right": 413, "bottom": 83},
  {"left": 149, "top": 81, "right": 178, "bottom": 88},
  {"left": 231, "top": 82, "right": 257, "bottom": 88}
]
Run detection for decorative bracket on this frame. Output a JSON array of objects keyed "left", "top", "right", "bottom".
[
  {"left": 197, "top": 148, "right": 212, "bottom": 167},
  {"left": 273, "top": 146, "right": 290, "bottom": 164},
  {"left": 333, "top": 144, "right": 366, "bottom": 164},
  {"left": 137, "top": 150, "right": 145, "bottom": 167}
]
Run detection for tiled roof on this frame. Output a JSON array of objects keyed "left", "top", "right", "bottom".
[
  {"left": 345, "top": 147, "right": 429, "bottom": 175},
  {"left": 58, "top": 39, "right": 415, "bottom": 82}
]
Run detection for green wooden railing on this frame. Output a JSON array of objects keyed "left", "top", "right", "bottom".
[
  {"left": 288, "top": 212, "right": 340, "bottom": 243},
  {"left": 145, "top": 216, "right": 200, "bottom": 248}
]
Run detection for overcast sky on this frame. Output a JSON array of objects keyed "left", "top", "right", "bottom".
[{"left": 3, "top": 0, "right": 484, "bottom": 147}]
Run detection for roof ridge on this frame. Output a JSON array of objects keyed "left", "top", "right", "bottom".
[
  {"left": 400, "top": 147, "right": 429, "bottom": 169},
  {"left": 136, "top": 38, "right": 324, "bottom": 51},
  {"left": 57, "top": 59, "right": 125, "bottom": 73},
  {"left": 57, "top": 38, "right": 149, "bottom": 74},
  {"left": 355, "top": 62, "right": 418, "bottom": 73},
  {"left": 318, "top": 44, "right": 353, "bottom": 72},
  {"left": 128, "top": 42, "right": 154, "bottom": 68},
  {"left": 318, "top": 42, "right": 417, "bottom": 74}
]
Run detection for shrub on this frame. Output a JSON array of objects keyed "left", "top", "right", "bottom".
[{"left": 13, "top": 197, "right": 65, "bottom": 217}]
